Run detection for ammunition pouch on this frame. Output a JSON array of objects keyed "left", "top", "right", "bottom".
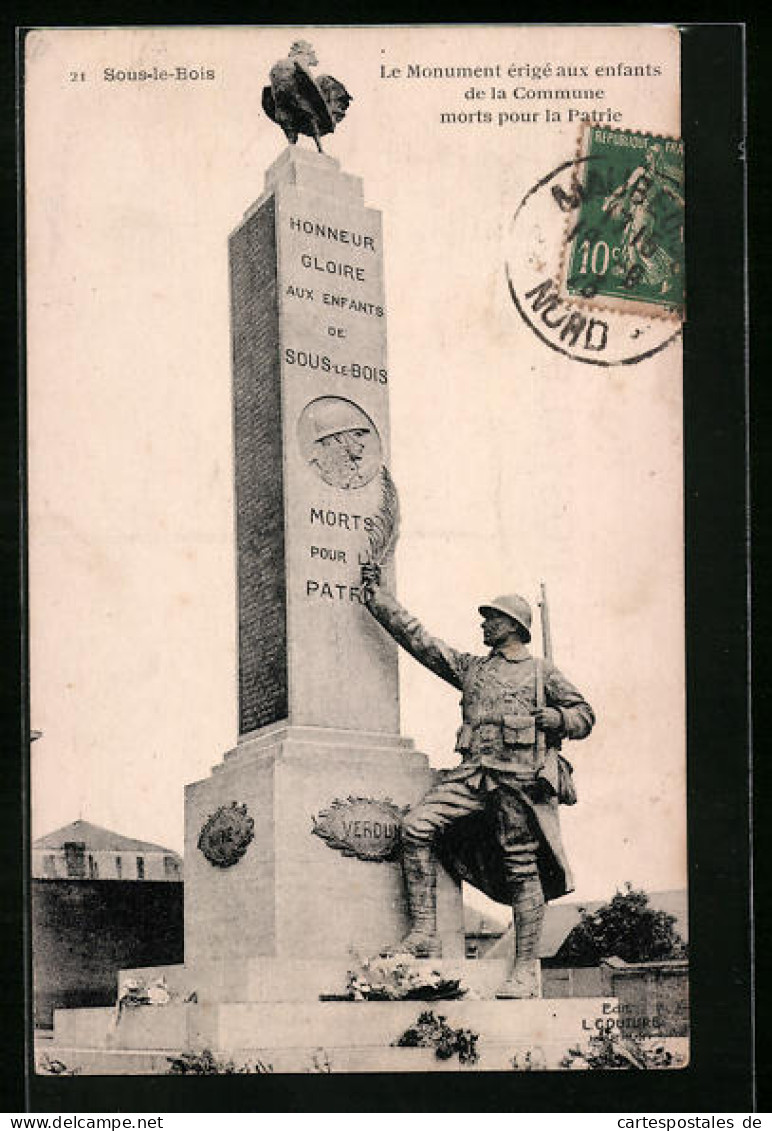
[
  {"left": 455, "top": 714, "right": 539, "bottom": 757},
  {"left": 502, "top": 714, "right": 537, "bottom": 748},
  {"left": 456, "top": 720, "right": 503, "bottom": 754}
]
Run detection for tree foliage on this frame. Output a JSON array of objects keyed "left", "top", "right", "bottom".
[{"left": 556, "top": 882, "right": 686, "bottom": 966}]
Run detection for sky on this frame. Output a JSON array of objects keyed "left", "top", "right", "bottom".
[{"left": 26, "top": 25, "right": 685, "bottom": 910}]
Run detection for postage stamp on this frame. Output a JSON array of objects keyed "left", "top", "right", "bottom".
[
  {"left": 505, "top": 126, "right": 685, "bottom": 366},
  {"left": 562, "top": 126, "right": 685, "bottom": 318}
]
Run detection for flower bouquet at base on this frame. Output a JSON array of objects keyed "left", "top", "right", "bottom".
[{"left": 321, "top": 953, "right": 468, "bottom": 1002}]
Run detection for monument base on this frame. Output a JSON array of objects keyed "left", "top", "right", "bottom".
[
  {"left": 184, "top": 724, "right": 465, "bottom": 965},
  {"left": 50, "top": 722, "right": 631, "bottom": 1074},
  {"left": 48, "top": 991, "right": 620, "bottom": 1074},
  {"left": 115, "top": 956, "right": 531, "bottom": 1005}
]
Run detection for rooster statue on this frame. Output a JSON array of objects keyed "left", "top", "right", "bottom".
[{"left": 262, "top": 41, "right": 352, "bottom": 153}]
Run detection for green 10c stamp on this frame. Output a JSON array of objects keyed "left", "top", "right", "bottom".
[{"left": 563, "top": 127, "right": 684, "bottom": 318}]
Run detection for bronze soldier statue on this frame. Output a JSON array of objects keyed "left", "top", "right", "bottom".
[
  {"left": 360, "top": 564, "right": 595, "bottom": 998},
  {"left": 262, "top": 41, "right": 352, "bottom": 153}
]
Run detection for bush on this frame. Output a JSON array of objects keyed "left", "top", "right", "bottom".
[
  {"left": 394, "top": 1010, "right": 479, "bottom": 1065},
  {"left": 560, "top": 1032, "right": 686, "bottom": 1070},
  {"left": 36, "top": 1053, "right": 80, "bottom": 1076},
  {"left": 167, "top": 1049, "right": 272, "bottom": 1075},
  {"left": 556, "top": 882, "right": 686, "bottom": 966},
  {"left": 510, "top": 1047, "right": 547, "bottom": 1071}
]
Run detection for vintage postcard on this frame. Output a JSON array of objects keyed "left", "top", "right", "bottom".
[{"left": 26, "top": 25, "right": 691, "bottom": 1080}]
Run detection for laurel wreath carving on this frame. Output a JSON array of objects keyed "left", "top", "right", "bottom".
[
  {"left": 197, "top": 801, "right": 255, "bottom": 868},
  {"left": 311, "top": 795, "right": 408, "bottom": 862}
]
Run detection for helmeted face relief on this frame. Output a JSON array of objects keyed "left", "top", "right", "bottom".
[
  {"left": 299, "top": 396, "right": 381, "bottom": 490},
  {"left": 312, "top": 427, "right": 371, "bottom": 488}
]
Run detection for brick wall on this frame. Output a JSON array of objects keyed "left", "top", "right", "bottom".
[
  {"left": 601, "top": 958, "right": 690, "bottom": 1037},
  {"left": 32, "top": 879, "right": 183, "bottom": 1028},
  {"left": 543, "top": 966, "right": 605, "bottom": 998}
]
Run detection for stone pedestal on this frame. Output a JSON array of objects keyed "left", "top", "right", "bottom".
[
  {"left": 50, "top": 995, "right": 621, "bottom": 1074},
  {"left": 185, "top": 725, "right": 464, "bottom": 968}
]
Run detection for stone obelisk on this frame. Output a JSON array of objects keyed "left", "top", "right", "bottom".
[
  {"left": 182, "top": 149, "right": 464, "bottom": 992},
  {"left": 231, "top": 147, "right": 399, "bottom": 738}
]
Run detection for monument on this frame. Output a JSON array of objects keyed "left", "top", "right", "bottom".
[
  {"left": 45, "top": 47, "right": 614, "bottom": 1072},
  {"left": 183, "top": 135, "right": 467, "bottom": 985}
]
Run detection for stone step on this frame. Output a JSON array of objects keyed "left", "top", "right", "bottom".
[
  {"left": 54, "top": 997, "right": 616, "bottom": 1059},
  {"left": 41, "top": 1041, "right": 571, "bottom": 1074},
  {"left": 118, "top": 957, "right": 520, "bottom": 1005},
  {"left": 41, "top": 1031, "right": 691, "bottom": 1077},
  {"left": 37, "top": 1046, "right": 177, "bottom": 1077}
]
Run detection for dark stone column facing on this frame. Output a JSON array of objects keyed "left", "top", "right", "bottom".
[{"left": 230, "top": 197, "right": 288, "bottom": 734}]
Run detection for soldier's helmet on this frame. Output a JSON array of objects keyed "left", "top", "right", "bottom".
[
  {"left": 478, "top": 594, "right": 532, "bottom": 642},
  {"left": 308, "top": 399, "right": 371, "bottom": 444}
]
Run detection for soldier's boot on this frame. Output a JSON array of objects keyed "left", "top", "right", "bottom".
[
  {"left": 496, "top": 875, "right": 545, "bottom": 999},
  {"left": 384, "top": 841, "right": 442, "bottom": 958}
]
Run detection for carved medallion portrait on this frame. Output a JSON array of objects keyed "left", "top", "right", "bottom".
[
  {"left": 298, "top": 397, "right": 382, "bottom": 490},
  {"left": 197, "top": 801, "right": 255, "bottom": 868}
]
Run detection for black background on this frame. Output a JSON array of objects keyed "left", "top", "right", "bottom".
[{"left": 1, "top": 12, "right": 759, "bottom": 1115}]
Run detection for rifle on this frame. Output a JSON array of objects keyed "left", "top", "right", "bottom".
[
  {"left": 537, "top": 584, "right": 578, "bottom": 804},
  {"left": 535, "top": 582, "right": 552, "bottom": 764}
]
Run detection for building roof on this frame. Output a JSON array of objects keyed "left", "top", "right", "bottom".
[
  {"left": 33, "top": 819, "right": 182, "bottom": 859},
  {"left": 463, "top": 905, "right": 508, "bottom": 937},
  {"left": 483, "top": 888, "right": 688, "bottom": 961}
]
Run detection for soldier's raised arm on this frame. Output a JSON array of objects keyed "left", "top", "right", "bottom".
[{"left": 360, "top": 564, "right": 471, "bottom": 690}]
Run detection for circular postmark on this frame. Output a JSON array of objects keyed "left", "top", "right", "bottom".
[
  {"left": 505, "top": 128, "right": 684, "bottom": 367},
  {"left": 298, "top": 396, "right": 382, "bottom": 490}
]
